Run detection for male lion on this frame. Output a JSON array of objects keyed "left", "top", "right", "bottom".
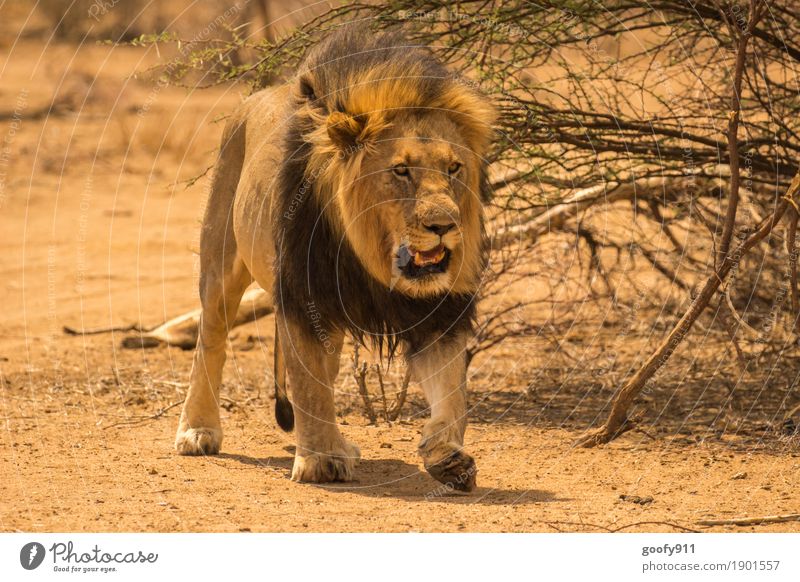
[{"left": 175, "top": 26, "right": 495, "bottom": 491}]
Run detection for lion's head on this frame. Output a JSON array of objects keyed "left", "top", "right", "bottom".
[{"left": 294, "top": 26, "right": 496, "bottom": 299}]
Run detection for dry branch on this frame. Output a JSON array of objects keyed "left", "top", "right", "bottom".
[
  {"left": 717, "top": 0, "right": 764, "bottom": 265},
  {"left": 697, "top": 514, "right": 800, "bottom": 527},
  {"left": 489, "top": 176, "right": 723, "bottom": 249},
  {"left": 375, "top": 364, "right": 391, "bottom": 423},
  {"left": 785, "top": 402, "right": 800, "bottom": 421},
  {"left": 63, "top": 323, "right": 149, "bottom": 335},
  {"left": 102, "top": 400, "right": 184, "bottom": 430},
  {"left": 787, "top": 209, "right": 800, "bottom": 332},
  {"left": 351, "top": 343, "right": 377, "bottom": 425},
  {"left": 352, "top": 345, "right": 410, "bottom": 424},
  {"left": 723, "top": 286, "right": 762, "bottom": 340},
  {"left": 387, "top": 368, "right": 411, "bottom": 422}
]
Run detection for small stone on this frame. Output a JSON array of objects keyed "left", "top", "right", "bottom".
[
  {"left": 731, "top": 471, "right": 747, "bottom": 480},
  {"left": 619, "top": 494, "right": 654, "bottom": 505}
]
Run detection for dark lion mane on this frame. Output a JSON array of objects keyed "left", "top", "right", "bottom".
[{"left": 271, "top": 25, "right": 494, "bottom": 356}]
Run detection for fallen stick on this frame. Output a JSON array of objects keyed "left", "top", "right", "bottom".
[
  {"left": 102, "top": 400, "right": 184, "bottom": 430},
  {"left": 63, "top": 323, "right": 150, "bottom": 335},
  {"left": 610, "top": 521, "right": 699, "bottom": 533},
  {"left": 543, "top": 520, "right": 698, "bottom": 533},
  {"left": 696, "top": 514, "right": 800, "bottom": 527}
]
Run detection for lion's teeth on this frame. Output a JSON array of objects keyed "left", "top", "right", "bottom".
[{"left": 412, "top": 248, "right": 445, "bottom": 267}]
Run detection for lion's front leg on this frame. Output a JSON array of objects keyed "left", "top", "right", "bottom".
[
  {"left": 408, "top": 333, "right": 476, "bottom": 492},
  {"left": 277, "top": 313, "right": 360, "bottom": 483}
]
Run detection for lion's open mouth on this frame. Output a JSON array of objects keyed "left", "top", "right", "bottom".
[{"left": 397, "top": 244, "right": 451, "bottom": 279}]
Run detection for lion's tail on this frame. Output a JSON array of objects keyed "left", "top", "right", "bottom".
[{"left": 273, "top": 319, "right": 294, "bottom": 431}]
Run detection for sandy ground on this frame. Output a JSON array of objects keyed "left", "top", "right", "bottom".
[
  {"left": 1, "top": 16, "right": 799, "bottom": 533},
  {"left": 2, "top": 339, "right": 799, "bottom": 533}
]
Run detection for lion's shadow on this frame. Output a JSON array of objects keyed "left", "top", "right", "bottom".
[{"left": 218, "top": 452, "right": 561, "bottom": 505}]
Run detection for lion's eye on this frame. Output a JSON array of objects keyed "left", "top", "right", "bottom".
[
  {"left": 392, "top": 164, "right": 410, "bottom": 178},
  {"left": 448, "top": 161, "right": 462, "bottom": 176}
]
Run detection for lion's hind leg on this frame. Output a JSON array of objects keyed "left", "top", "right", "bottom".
[
  {"left": 175, "top": 257, "right": 252, "bottom": 455},
  {"left": 174, "top": 106, "right": 254, "bottom": 455}
]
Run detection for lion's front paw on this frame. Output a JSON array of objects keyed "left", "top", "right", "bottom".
[
  {"left": 291, "top": 440, "right": 360, "bottom": 483},
  {"left": 423, "top": 446, "right": 477, "bottom": 493},
  {"left": 175, "top": 426, "right": 223, "bottom": 455}
]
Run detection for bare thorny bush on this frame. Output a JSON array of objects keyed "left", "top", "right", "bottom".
[{"left": 137, "top": 0, "right": 800, "bottom": 442}]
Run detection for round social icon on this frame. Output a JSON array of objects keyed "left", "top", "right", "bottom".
[{"left": 20, "top": 542, "right": 46, "bottom": 570}]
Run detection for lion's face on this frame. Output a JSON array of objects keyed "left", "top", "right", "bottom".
[{"left": 331, "top": 111, "right": 485, "bottom": 298}]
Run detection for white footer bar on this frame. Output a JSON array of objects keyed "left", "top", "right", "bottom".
[{"left": 2, "top": 533, "right": 798, "bottom": 581}]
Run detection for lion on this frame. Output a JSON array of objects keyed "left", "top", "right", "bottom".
[{"left": 174, "top": 25, "right": 496, "bottom": 492}]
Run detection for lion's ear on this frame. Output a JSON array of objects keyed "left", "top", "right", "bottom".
[{"left": 326, "top": 111, "right": 367, "bottom": 152}]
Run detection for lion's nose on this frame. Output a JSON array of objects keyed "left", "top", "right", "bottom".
[{"left": 423, "top": 222, "right": 456, "bottom": 236}]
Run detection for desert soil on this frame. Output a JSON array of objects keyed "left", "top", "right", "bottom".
[{"left": 1, "top": 18, "right": 799, "bottom": 533}]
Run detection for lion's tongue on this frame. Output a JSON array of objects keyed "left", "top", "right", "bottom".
[{"left": 413, "top": 245, "right": 446, "bottom": 266}]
